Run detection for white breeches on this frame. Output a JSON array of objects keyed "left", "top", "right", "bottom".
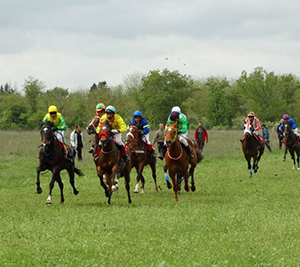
[
  {"left": 142, "top": 133, "right": 151, "bottom": 145},
  {"left": 293, "top": 128, "right": 300, "bottom": 136},
  {"left": 113, "top": 133, "right": 124, "bottom": 146},
  {"left": 54, "top": 130, "right": 64, "bottom": 143},
  {"left": 178, "top": 133, "right": 188, "bottom": 146}
]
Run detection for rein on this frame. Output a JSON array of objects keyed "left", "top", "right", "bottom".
[{"left": 87, "top": 116, "right": 100, "bottom": 132}]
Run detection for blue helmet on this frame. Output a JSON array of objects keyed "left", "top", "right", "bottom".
[
  {"left": 133, "top": 110, "right": 143, "bottom": 117},
  {"left": 105, "top": 105, "right": 116, "bottom": 114}
]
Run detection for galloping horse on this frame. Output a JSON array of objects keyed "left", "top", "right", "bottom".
[
  {"left": 95, "top": 120, "right": 132, "bottom": 205},
  {"left": 36, "top": 122, "right": 84, "bottom": 204},
  {"left": 126, "top": 125, "right": 158, "bottom": 193},
  {"left": 164, "top": 124, "right": 197, "bottom": 202},
  {"left": 282, "top": 120, "right": 300, "bottom": 169},
  {"left": 241, "top": 129, "right": 265, "bottom": 177}
]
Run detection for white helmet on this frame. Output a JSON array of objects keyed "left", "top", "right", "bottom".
[{"left": 171, "top": 106, "right": 181, "bottom": 113}]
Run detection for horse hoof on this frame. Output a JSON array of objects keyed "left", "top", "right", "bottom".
[
  {"left": 141, "top": 189, "right": 145, "bottom": 194},
  {"left": 133, "top": 189, "right": 139, "bottom": 194},
  {"left": 249, "top": 171, "right": 253, "bottom": 177},
  {"left": 36, "top": 188, "right": 43, "bottom": 194},
  {"left": 74, "top": 190, "right": 79, "bottom": 195},
  {"left": 46, "top": 200, "right": 52, "bottom": 204},
  {"left": 191, "top": 185, "right": 196, "bottom": 192},
  {"left": 112, "top": 185, "right": 119, "bottom": 192},
  {"left": 166, "top": 181, "right": 172, "bottom": 189},
  {"left": 282, "top": 159, "right": 286, "bottom": 162}
]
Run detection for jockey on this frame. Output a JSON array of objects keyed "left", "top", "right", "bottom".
[
  {"left": 242, "top": 111, "right": 263, "bottom": 143},
  {"left": 96, "top": 105, "right": 130, "bottom": 166},
  {"left": 129, "top": 110, "right": 155, "bottom": 157},
  {"left": 88, "top": 103, "right": 106, "bottom": 153},
  {"left": 43, "top": 105, "right": 73, "bottom": 160},
  {"left": 167, "top": 110, "right": 194, "bottom": 159},
  {"left": 171, "top": 106, "right": 189, "bottom": 131},
  {"left": 279, "top": 114, "right": 300, "bottom": 139}
]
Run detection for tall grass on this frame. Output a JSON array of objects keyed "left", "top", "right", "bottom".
[{"left": 1, "top": 129, "right": 299, "bottom": 266}]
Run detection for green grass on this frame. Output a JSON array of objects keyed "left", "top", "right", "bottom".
[{"left": 0, "top": 129, "right": 300, "bottom": 266}]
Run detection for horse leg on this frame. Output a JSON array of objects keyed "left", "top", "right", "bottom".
[
  {"left": 140, "top": 174, "right": 145, "bottom": 194},
  {"left": 134, "top": 164, "right": 145, "bottom": 194},
  {"left": 164, "top": 164, "right": 172, "bottom": 189},
  {"left": 97, "top": 169, "right": 110, "bottom": 198},
  {"left": 290, "top": 149, "right": 296, "bottom": 170},
  {"left": 168, "top": 170, "right": 178, "bottom": 202},
  {"left": 104, "top": 173, "right": 112, "bottom": 205},
  {"left": 36, "top": 166, "right": 43, "bottom": 194},
  {"left": 253, "top": 155, "right": 258, "bottom": 173},
  {"left": 150, "top": 160, "right": 158, "bottom": 191},
  {"left": 67, "top": 166, "right": 79, "bottom": 195},
  {"left": 283, "top": 146, "right": 287, "bottom": 162},
  {"left": 189, "top": 166, "right": 196, "bottom": 192},
  {"left": 246, "top": 156, "right": 252, "bottom": 177},
  {"left": 176, "top": 173, "right": 182, "bottom": 193},
  {"left": 123, "top": 164, "right": 132, "bottom": 204},
  {"left": 297, "top": 150, "right": 300, "bottom": 170},
  {"left": 55, "top": 173, "right": 65, "bottom": 203},
  {"left": 46, "top": 171, "right": 56, "bottom": 204}
]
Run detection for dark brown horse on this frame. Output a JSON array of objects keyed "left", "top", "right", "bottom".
[
  {"left": 241, "top": 129, "right": 265, "bottom": 177},
  {"left": 36, "top": 122, "right": 84, "bottom": 204},
  {"left": 95, "top": 120, "right": 132, "bottom": 205},
  {"left": 282, "top": 121, "right": 300, "bottom": 169},
  {"left": 126, "top": 125, "right": 158, "bottom": 193},
  {"left": 164, "top": 124, "right": 197, "bottom": 202}
]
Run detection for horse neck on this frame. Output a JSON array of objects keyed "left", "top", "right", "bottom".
[
  {"left": 101, "top": 138, "right": 115, "bottom": 153},
  {"left": 244, "top": 134, "right": 256, "bottom": 149},
  {"left": 285, "top": 131, "right": 296, "bottom": 145},
  {"left": 168, "top": 139, "right": 181, "bottom": 153}
]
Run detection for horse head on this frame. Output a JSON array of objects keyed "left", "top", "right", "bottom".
[
  {"left": 284, "top": 120, "right": 293, "bottom": 137},
  {"left": 98, "top": 120, "right": 113, "bottom": 146},
  {"left": 165, "top": 124, "right": 178, "bottom": 148},
  {"left": 40, "top": 121, "right": 55, "bottom": 146},
  {"left": 126, "top": 124, "right": 139, "bottom": 143},
  {"left": 86, "top": 116, "right": 101, "bottom": 135}
]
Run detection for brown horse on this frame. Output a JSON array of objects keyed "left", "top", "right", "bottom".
[
  {"left": 282, "top": 120, "right": 300, "bottom": 169},
  {"left": 126, "top": 125, "right": 158, "bottom": 193},
  {"left": 241, "top": 129, "right": 265, "bottom": 177},
  {"left": 95, "top": 120, "right": 132, "bottom": 205},
  {"left": 86, "top": 115, "right": 101, "bottom": 135},
  {"left": 164, "top": 124, "right": 197, "bottom": 202},
  {"left": 36, "top": 122, "right": 84, "bottom": 204}
]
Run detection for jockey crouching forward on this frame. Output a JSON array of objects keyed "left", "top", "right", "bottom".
[
  {"left": 96, "top": 105, "right": 130, "bottom": 170},
  {"left": 167, "top": 111, "right": 194, "bottom": 159},
  {"left": 43, "top": 105, "right": 73, "bottom": 160},
  {"left": 129, "top": 110, "right": 155, "bottom": 157},
  {"left": 242, "top": 111, "right": 263, "bottom": 144}
]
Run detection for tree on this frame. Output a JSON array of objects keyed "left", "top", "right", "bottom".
[
  {"left": 139, "top": 69, "right": 192, "bottom": 126},
  {"left": 23, "top": 76, "right": 45, "bottom": 113}
]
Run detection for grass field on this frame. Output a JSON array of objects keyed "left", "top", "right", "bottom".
[{"left": 0, "top": 129, "right": 300, "bottom": 266}]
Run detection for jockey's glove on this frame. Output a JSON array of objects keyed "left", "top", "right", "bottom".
[
  {"left": 111, "top": 129, "right": 119, "bottom": 134},
  {"left": 53, "top": 126, "right": 58, "bottom": 131},
  {"left": 250, "top": 127, "right": 254, "bottom": 132}
]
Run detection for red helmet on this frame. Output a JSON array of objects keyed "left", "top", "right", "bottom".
[
  {"left": 283, "top": 114, "right": 289, "bottom": 120},
  {"left": 170, "top": 112, "right": 179, "bottom": 121}
]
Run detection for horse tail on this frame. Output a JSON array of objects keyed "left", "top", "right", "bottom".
[{"left": 74, "top": 167, "right": 85, "bottom": 177}]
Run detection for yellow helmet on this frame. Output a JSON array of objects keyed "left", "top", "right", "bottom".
[{"left": 48, "top": 105, "right": 58, "bottom": 113}]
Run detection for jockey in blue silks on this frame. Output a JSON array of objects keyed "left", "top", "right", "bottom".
[
  {"left": 129, "top": 110, "right": 155, "bottom": 156},
  {"left": 279, "top": 114, "right": 300, "bottom": 139}
]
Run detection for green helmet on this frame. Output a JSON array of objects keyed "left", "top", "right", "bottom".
[{"left": 96, "top": 103, "right": 106, "bottom": 111}]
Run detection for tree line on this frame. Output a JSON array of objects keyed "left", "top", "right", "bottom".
[{"left": 1, "top": 66, "right": 300, "bottom": 131}]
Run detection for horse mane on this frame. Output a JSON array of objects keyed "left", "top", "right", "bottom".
[{"left": 102, "top": 120, "right": 112, "bottom": 129}]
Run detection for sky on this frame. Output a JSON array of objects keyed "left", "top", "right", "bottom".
[{"left": 1, "top": 0, "right": 299, "bottom": 91}]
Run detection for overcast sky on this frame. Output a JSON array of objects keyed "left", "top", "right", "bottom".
[{"left": 1, "top": 0, "right": 299, "bottom": 91}]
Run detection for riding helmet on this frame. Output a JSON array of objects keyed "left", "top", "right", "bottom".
[
  {"left": 133, "top": 110, "right": 143, "bottom": 117},
  {"left": 105, "top": 105, "right": 116, "bottom": 114},
  {"left": 170, "top": 111, "right": 179, "bottom": 121},
  {"left": 283, "top": 114, "right": 289, "bottom": 120},
  {"left": 48, "top": 105, "right": 58, "bottom": 113},
  {"left": 96, "top": 103, "right": 106, "bottom": 111},
  {"left": 171, "top": 106, "right": 181, "bottom": 113},
  {"left": 247, "top": 111, "right": 255, "bottom": 117}
]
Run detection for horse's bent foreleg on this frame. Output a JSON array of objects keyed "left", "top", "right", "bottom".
[{"left": 97, "top": 169, "right": 110, "bottom": 198}]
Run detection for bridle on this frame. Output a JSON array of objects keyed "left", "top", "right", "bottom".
[{"left": 86, "top": 116, "right": 101, "bottom": 134}]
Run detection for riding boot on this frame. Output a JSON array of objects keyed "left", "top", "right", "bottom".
[
  {"left": 183, "top": 144, "right": 194, "bottom": 159},
  {"left": 64, "top": 145, "right": 73, "bottom": 161},
  {"left": 93, "top": 145, "right": 101, "bottom": 162},
  {"left": 88, "top": 144, "right": 94, "bottom": 153}
]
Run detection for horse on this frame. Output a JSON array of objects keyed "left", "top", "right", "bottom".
[
  {"left": 282, "top": 121, "right": 300, "bottom": 169},
  {"left": 241, "top": 129, "right": 265, "bottom": 177},
  {"left": 95, "top": 120, "right": 132, "bottom": 205},
  {"left": 36, "top": 122, "right": 84, "bottom": 204},
  {"left": 164, "top": 124, "right": 197, "bottom": 202},
  {"left": 126, "top": 125, "right": 158, "bottom": 193}
]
